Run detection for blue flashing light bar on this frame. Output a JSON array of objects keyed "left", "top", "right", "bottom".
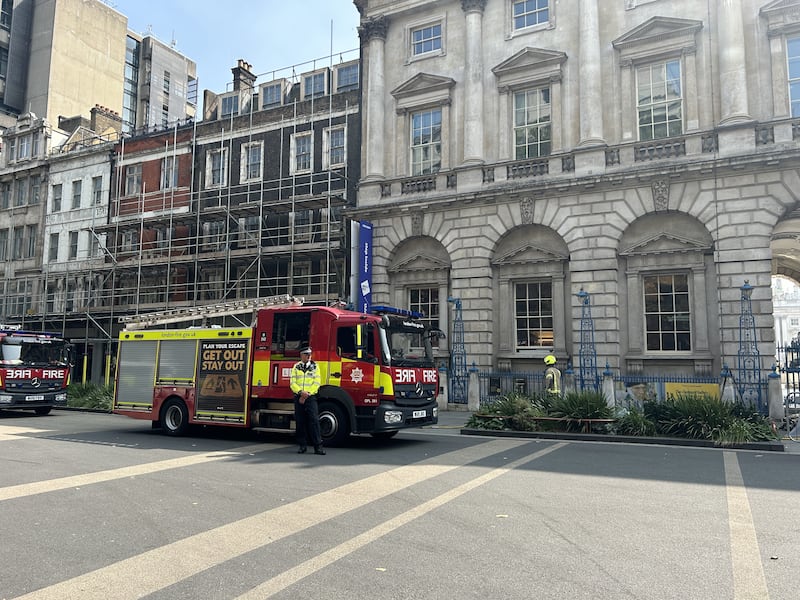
[{"left": 370, "top": 305, "right": 425, "bottom": 319}]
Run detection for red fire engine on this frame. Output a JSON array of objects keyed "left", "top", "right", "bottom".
[
  {"left": 112, "top": 296, "right": 442, "bottom": 444},
  {"left": 0, "top": 325, "right": 72, "bottom": 415}
]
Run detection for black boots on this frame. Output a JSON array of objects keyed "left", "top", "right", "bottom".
[
  {"left": 297, "top": 446, "right": 307, "bottom": 454},
  {"left": 314, "top": 445, "right": 326, "bottom": 455}
]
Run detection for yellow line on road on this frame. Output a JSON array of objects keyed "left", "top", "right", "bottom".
[
  {"left": 0, "top": 444, "right": 278, "bottom": 502},
  {"left": 16, "top": 439, "right": 538, "bottom": 600},
  {"left": 723, "top": 451, "right": 769, "bottom": 600},
  {"left": 236, "top": 442, "right": 566, "bottom": 599}
]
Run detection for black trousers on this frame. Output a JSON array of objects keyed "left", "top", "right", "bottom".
[{"left": 294, "top": 394, "right": 322, "bottom": 447}]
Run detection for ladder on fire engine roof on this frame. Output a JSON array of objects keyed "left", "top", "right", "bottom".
[{"left": 119, "top": 294, "right": 304, "bottom": 331}]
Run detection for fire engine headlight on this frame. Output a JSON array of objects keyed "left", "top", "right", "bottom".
[
  {"left": 384, "top": 410, "right": 403, "bottom": 424},
  {"left": 0, "top": 395, "right": 12, "bottom": 404},
  {"left": 55, "top": 393, "right": 67, "bottom": 402},
  {"left": 433, "top": 407, "right": 438, "bottom": 418}
]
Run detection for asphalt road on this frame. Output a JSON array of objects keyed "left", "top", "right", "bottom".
[{"left": 1, "top": 409, "right": 798, "bottom": 600}]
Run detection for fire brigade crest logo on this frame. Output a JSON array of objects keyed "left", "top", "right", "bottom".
[{"left": 350, "top": 367, "right": 364, "bottom": 384}]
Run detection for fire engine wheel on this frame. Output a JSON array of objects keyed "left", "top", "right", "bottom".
[
  {"left": 160, "top": 398, "right": 189, "bottom": 436},
  {"left": 34, "top": 407, "right": 52, "bottom": 416},
  {"left": 318, "top": 401, "right": 349, "bottom": 446}
]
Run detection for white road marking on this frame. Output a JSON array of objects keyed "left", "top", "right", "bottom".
[
  {"left": 723, "top": 451, "right": 769, "bottom": 600},
  {"left": 235, "top": 442, "right": 566, "bottom": 599},
  {"left": 15, "top": 439, "right": 536, "bottom": 599},
  {"left": 0, "top": 444, "right": 279, "bottom": 502},
  {"left": 0, "top": 424, "right": 51, "bottom": 441}
]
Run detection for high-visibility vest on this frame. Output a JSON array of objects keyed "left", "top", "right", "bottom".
[
  {"left": 290, "top": 360, "right": 321, "bottom": 395},
  {"left": 545, "top": 366, "right": 561, "bottom": 394}
]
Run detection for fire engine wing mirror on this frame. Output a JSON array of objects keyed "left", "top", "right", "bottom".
[{"left": 429, "top": 328, "right": 446, "bottom": 340}]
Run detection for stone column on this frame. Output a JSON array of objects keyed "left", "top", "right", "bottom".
[
  {"left": 462, "top": 0, "right": 486, "bottom": 164},
  {"left": 358, "top": 16, "right": 389, "bottom": 181},
  {"left": 578, "top": 0, "right": 605, "bottom": 146},
  {"left": 717, "top": 0, "right": 751, "bottom": 124}
]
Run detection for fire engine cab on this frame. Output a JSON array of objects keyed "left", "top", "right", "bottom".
[
  {"left": 112, "top": 296, "right": 441, "bottom": 444},
  {"left": 0, "top": 325, "right": 71, "bottom": 415}
]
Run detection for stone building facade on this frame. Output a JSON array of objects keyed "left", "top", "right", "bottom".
[{"left": 353, "top": 0, "right": 800, "bottom": 377}]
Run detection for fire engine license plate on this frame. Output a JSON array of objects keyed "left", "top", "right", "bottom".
[
  {"left": 26, "top": 395, "right": 45, "bottom": 402},
  {"left": 412, "top": 410, "right": 427, "bottom": 418}
]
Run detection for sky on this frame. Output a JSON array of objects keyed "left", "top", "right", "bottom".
[{"left": 109, "top": 0, "right": 361, "bottom": 94}]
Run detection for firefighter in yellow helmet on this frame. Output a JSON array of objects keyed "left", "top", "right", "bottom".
[{"left": 544, "top": 354, "right": 561, "bottom": 397}]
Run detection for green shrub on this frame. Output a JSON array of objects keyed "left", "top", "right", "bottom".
[
  {"left": 67, "top": 382, "right": 113, "bottom": 411},
  {"left": 616, "top": 407, "right": 657, "bottom": 437},
  {"left": 646, "top": 393, "right": 778, "bottom": 444}
]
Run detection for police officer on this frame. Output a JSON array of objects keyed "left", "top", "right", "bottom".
[
  {"left": 291, "top": 347, "right": 325, "bottom": 455},
  {"left": 544, "top": 354, "right": 561, "bottom": 398}
]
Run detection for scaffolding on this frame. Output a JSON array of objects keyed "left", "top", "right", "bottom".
[{"left": 1, "top": 49, "right": 360, "bottom": 385}]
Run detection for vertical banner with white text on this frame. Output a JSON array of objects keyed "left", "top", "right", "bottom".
[{"left": 357, "top": 221, "right": 373, "bottom": 313}]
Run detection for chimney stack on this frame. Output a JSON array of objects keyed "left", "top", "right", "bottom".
[{"left": 232, "top": 59, "right": 256, "bottom": 91}]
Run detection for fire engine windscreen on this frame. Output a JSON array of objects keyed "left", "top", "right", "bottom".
[
  {"left": 380, "top": 315, "right": 434, "bottom": 367},
  {"left": 0, "top": 337, "right": 70, "bottom": 366}
]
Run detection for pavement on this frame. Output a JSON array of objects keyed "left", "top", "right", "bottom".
[{"left": 430, "top": 409, "right": 800, "bottom": 453}]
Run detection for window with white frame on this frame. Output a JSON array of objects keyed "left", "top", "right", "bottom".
[
  {"left": 323, "top": 126, "right": 346, "bottom": 169},
  {"left": 411, "top": 22, "right": 442, "bottom": 56},
  {"left": 17, "top": 134, "right": 30, "bottom": 160},
  {"left": 206, "top": 148, "right": 228, "bottom": 187},
  {"left": 92, "top": 176, "right": 103, "bottom": 204},
  {"left": 410, "top": 108, "right": 442, "bottom": 175},
  {"left": 0, "top": 181, "right": 9, "bottom": 208},
  {"left": 161, "top": 156, "right": 178, "bottom": 189},
  {"left": 788, "top": 36, "right": 800, "bottom": 117},
  {"left": 303, "top": 71, "right": 326, "bottom": 99},
  {"left": 512, "top": 0, "right": 549, "bottom": 31},
  {"left": 48, "top": 233, "right": 58, "bottom": 261},
  {"left": 514, "top": 86, "right": 551, "bottom": 159},
  {"left": 221, "top": 94, "right": 238, "bottom": 117},
  {"left": 0, "top": 229, "right": 6, "bottom": 260},
  {"left": 71, "top": 180, "right": 82, "bottom": 209},
  {"left": 336, "top": 63, "right": 359, "bottom": 92},
  {"left": 125, "top": 164, "right": 141, "bottom": 196},
  {"left": 68, "top": 231, "right": 78, "bottom": 260},
  {"left": 241, "top": 142, "right": 262, "bottom": 181},
  {"left": 637, "top": 60, "right": 682, "bottom": 140},
  {"left": 291, "top": 132, "right": 312, "bottom": 173},
  {"left": 261, "top": 82, "right": 284, "bottom": 108},
  {"left": 643, "top": 273, "right": 691, "bottom": 352},
  {"left": 409, "top": 287, "right": 440, "bottom": 348},
  {"left": 515, "top": 281, "right": 554, "bottom": 349},
  {"left": 51, "top": 183, "right": 62, "bottom": 212}
]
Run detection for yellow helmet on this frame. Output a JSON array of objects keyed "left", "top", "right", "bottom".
[{"left": 544, "top": 355, "right": 557, "bottom": 365}]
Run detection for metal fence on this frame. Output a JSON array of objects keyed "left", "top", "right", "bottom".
[
  {"left": 476, "top": 370, "right": 546, "bottom": 405},
  {"left": 474, "top": 368, "right": 768, "bottom": 414}
]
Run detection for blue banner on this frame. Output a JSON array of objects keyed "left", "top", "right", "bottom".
[{"left": 357, "top": 221, "right": 372, "bottom": 313}]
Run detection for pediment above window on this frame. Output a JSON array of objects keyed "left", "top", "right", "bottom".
[
  {"left": 492, "top": 47, "right": 567, "bottom": 91},
  {"left": 620, "top": 232, "right": 712, "bottom": 256},
  {"left": 391, "top": 73, "right": 455, "bottom": 113},
  {"left": 612, "top": 16, "right": 703, "bottom": 61},
  {"left": 760, "top": 0, "right": 800, "bottom": 35},
  {"left": 492, "top": 244, "right": 568, "bottom": 266},
  {"left": 389, "top": 252, "right": 451, "bottom": 272}
]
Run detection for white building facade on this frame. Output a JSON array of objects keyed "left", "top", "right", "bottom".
[{"left": 354, "top": 0, "right": 800, "bottom": 377}]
